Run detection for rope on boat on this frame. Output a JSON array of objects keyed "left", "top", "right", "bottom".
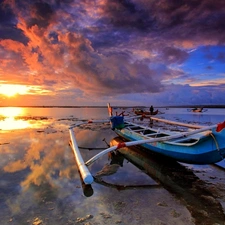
[{"left": 210, "top": 133, "right": 224, "bottom": 160}]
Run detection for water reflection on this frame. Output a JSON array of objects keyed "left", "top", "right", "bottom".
[
  {"left": 0, "top": 107, "right": 24, "bottom": 117},
  {"left": 107, "top": 137, "right": 225, "bottom": 224},
  {"left": 0, "top": 107, "right": 30, "bottom": 130},
  {"left": 78, "top": 170, "right": 94, "bottom": 197},
  {"left": 0, "top": 129, "right": 82, "bottom": 223},
  {"left": 0, "top": 118, "right": 30, "bottom": 130},
  {"left": 0, "top": 107, "right": 52, "bottom": 130},
  {"left": 0, "top": 122, "right": 117, "bottom": 224},
  {"left": 1, "top": 107, "right": 224, "bottom": 224},
  {"left": 160, "top": 108, "right": 225, "bottom": 125}
]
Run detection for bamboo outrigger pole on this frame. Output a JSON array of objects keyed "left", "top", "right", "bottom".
[
  {"left": 69, "top": 128, "right": 94, "bottom": 184},
  {"left": 69, "top": 119, "right": 110, "bottom": 184},
  {"left": 149, "top": 116, "right": 205, "bottom": 129}
]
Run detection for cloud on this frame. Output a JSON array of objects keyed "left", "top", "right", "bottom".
[
  {"left": 1, "top": 0, "right": 225, "bottom": 105},
  {"left": 0, "top": 1, "right": 28, "bottom": 43},
  {"left": 153, "top": 83, "right": 225, "bottom": 105},
  {"left": 26, "top": 2, "right": 54, "bottom": 29}
]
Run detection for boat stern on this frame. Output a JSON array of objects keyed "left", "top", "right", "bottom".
[{"left": 110, "top": 116, "right": 125, "bottom": 130}]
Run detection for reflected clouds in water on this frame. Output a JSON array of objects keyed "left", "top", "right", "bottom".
[
  {"left": 0, "top": 123, "right": 117, "bottom": 221},
  {"left": 1, "top": 130, "right": 80, "bottom": 217}
]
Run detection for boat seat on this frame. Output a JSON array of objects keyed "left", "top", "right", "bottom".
[
  {"left": 126, "top": 125, "right": 140, "bottom": 129},
  {"left": 146, "top": 133, "right": 170, "bottom": 138},
  {"left": 167, "top": 131, "right": 211, "bottom": 145},
  {"left": 126, "top": 126, "right": 140, "bottom": 131},
  {"left": 167, "top": 137, "right": 198, "bottom": 145},
  {"left": 132, "top": 128, "right": 146, "bottom": 132}
]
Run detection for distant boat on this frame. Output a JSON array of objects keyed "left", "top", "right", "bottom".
[
  {"left": 134, "top": 109, "right": 159, "bottom": 116},
  {"left": 188, "top": 107, "right": 207, "bottom": 113}
]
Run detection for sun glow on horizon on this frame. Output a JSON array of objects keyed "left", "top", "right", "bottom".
[
  {"left": 0, "top": 107, "right": 23, "bottom": 117},
  {"left": 0, "top": 107, "right": 29, "bottom": 130},
  {"left": 0, "top": 84, "right": 30, "bottom": 97},
  {"left": 0, "top": 107, "right": 51, "bottom": 130},
  {"left": 0, "top": 118, "right": 30, "bottom": 130}
]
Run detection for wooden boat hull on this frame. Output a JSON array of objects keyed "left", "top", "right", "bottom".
[
  {"left": 114, "top": 122, "right": 225, "bottom": 164},
  {"left": 134, "top": 109, "right": 158, "bottom": 115},
  {"left": 192, "top": 109, "right": 203, "bottom": 112},
  {"left": 188, "top": 108, "right": 208, "bottom": 113}
]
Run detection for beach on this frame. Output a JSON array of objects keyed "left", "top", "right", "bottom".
[{"left": 0, "top": 107, "right": 225, "bottom": 225}]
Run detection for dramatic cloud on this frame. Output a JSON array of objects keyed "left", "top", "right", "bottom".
[{"left": 0, "top": 0, "right": 225, "bottom": 106}]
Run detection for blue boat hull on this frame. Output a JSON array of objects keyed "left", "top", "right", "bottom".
[{"left": 115, "top": 128, "right": 225, "bottom": 164}]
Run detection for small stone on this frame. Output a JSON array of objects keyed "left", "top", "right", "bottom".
[
  {"left": 171, "top": 210, "right": 181, "bottom": 218},
  {"left": 157, "top": 202, "right": 168, "bottom": 207},
  {"left": 33, "top": 217, "right": 43, "bottom": 225}
]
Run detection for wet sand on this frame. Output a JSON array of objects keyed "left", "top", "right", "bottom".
[{"left": 0, "top": 116, "right": 225, "bottom": 225}]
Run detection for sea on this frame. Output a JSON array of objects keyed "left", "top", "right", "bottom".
[{"left": 0, "top": 106, "right": 225, "bottom": 225}]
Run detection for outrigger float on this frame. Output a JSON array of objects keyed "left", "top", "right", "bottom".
[{"left": 69, "top": 104, "right": 225, "bottom": 185}]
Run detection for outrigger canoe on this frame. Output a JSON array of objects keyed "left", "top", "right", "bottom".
[
  {"left": 113, "top": 118, "right": 225, "bottom": 165},
  {"left": 69, "top": 103, "right": 225, "bottom": 185}
]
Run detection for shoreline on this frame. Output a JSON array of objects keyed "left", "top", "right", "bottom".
[{"left": 0, "top": 105, "right": 225, "bottom": 108}]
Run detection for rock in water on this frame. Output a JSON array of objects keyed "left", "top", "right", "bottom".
[{"left": 95, "top": 164, "right": 120, "bottom": 177}]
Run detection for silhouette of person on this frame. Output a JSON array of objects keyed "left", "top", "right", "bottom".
[{"left": 150, "top": 105, "right": 154, "bottom": 115}]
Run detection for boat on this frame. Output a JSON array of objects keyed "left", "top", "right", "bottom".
[
  {"left": 68, "top": 103, "right": 225, "bottom": 185},
  {"left": 134, "top": 109, "right": 158, "bottom": 115},
  {"left": 112, "top": 117, "right": 225, "bottom": 165},
  {"left": 187, "top": 107, "right": 208, "bottom": 113}
]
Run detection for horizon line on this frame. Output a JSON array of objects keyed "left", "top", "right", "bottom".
[{"left": 0, "top": 104, "right": 225, "bottom": 108}]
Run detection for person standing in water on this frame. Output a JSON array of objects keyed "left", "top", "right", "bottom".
[{"left": 150, "top": 105, "right": 154, "bottom": 115}]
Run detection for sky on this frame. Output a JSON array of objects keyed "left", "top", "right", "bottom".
[{"left": 0, "top": 0, "right": 225, "bottom": 107}]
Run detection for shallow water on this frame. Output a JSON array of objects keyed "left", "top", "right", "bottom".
[{"left": 0, "top": 107, "right": 225, "bottom": 225}]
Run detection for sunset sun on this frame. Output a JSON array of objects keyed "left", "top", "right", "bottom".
[{"left": 0, "top": 84, "right": 29, "bottom": 97}]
